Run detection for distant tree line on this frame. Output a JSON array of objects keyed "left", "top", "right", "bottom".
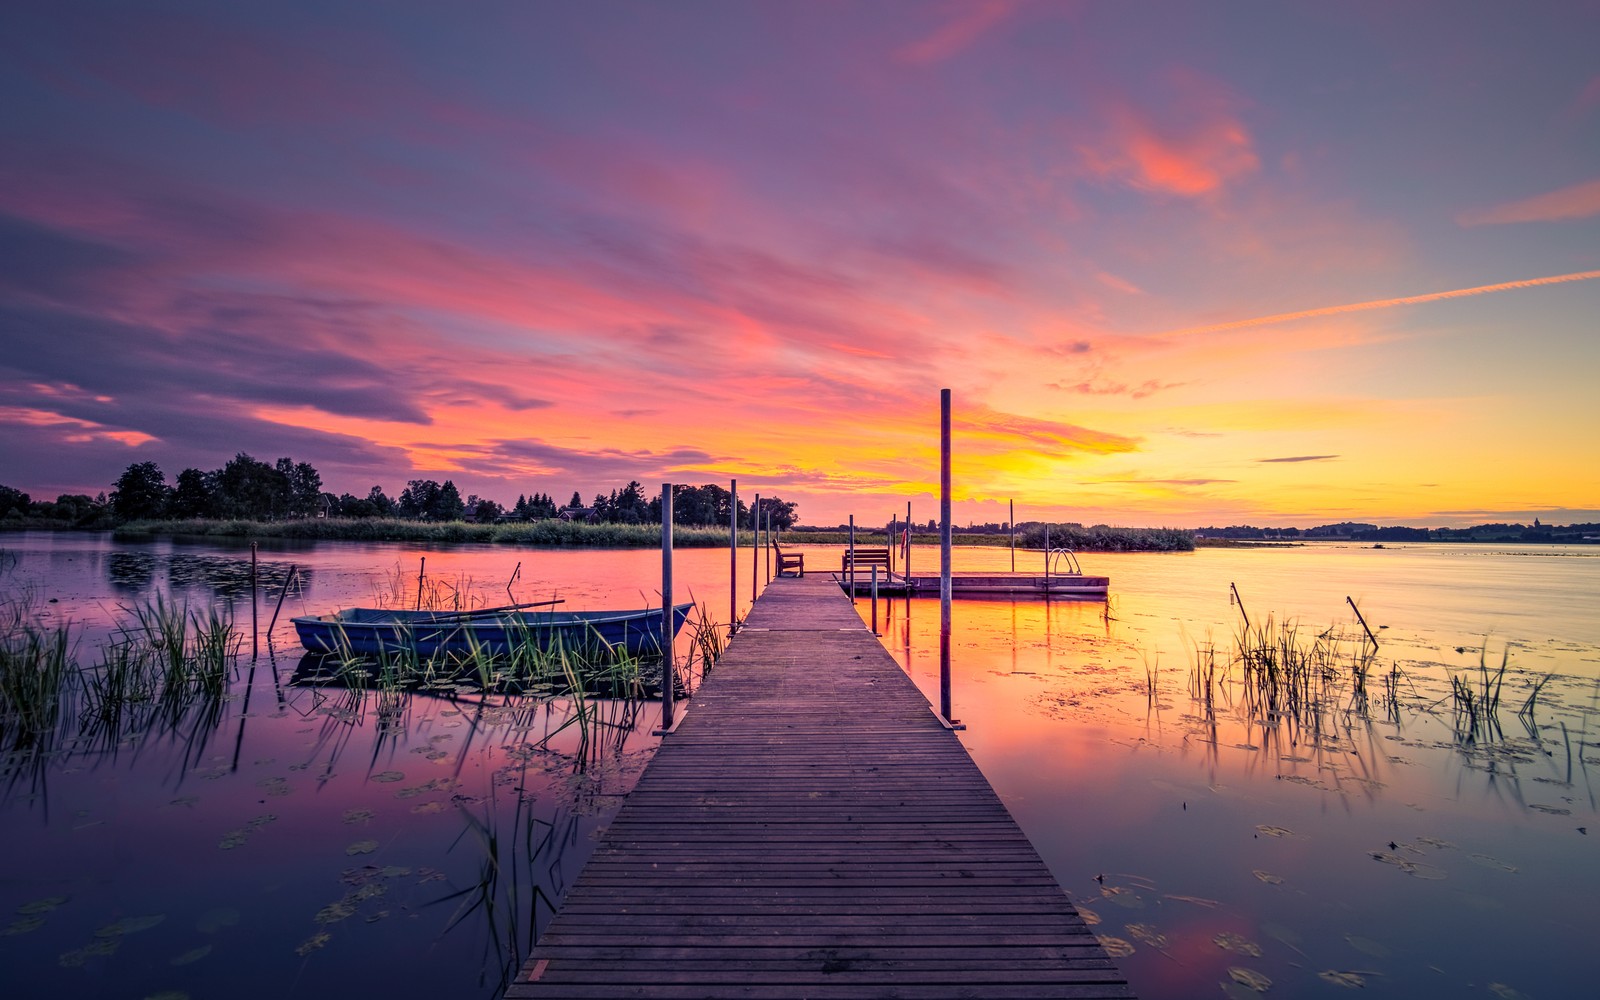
[
  {"left": 1198, "top": 521, "right": 1599, "bottom": 544},
  {"left": 1, "top": 463, "right": 799, "bottom": 530}
]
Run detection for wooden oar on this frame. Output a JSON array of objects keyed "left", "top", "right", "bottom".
[{"left": 416, "top": 598, "right": 565, "bottom": 622}]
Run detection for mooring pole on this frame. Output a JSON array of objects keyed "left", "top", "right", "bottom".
[
  {"left": 729, "top": 479, "right": 738, "bottom": 633},
  {"left": 1044, "top": 523, "right": 1051, "bottom": 592},
  {"left": 416, "top": 556, "right": 425, "bottom": 611},
  {"left": 250, "top": 542, "right": 259, "bottom": 658},
  {"left": 888, "top": 514, "right": 896, "bottom": 576},
  {"left": 906, "top": 500, "right": 912, "bottom": 581},
  {"left": 661, "top": 482, "right": 675, "bottom": 730},
  {"left": 871, "top": 563, "right": 879, "bottom": 636},
  {"left": 751, "top": 493, "right": 760, "bottom": 603},
  {"left": 1010, "top": 499, "right": 1015, "bottom": 572},
  {"left": 940, "top": 388, "right": 953, "bottom": 722},
  {"left": 764, "top": 509, "right": 772, "bottom": 584},
  {"left": 848, "top": 514, "right": 856, "bottom": 602}
]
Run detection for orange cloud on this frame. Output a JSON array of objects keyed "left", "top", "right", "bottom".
[
  {"left": 1162, "top": 269, "right": 1600, "bottom": 337},
  {"left": 1459, "top": 177, "right": 1600, "bottom": 225},
  {"left": 0, "top": 406, "right": 156, "bottom": 447}
]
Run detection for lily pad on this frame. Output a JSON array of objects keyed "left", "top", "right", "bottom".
[
  {"left": 1228, "top": 966, "right": 1272, "bottom": 992},
  {"left": 96, "top": 914, "right": 165, "bottom": 937},
  {"left": 1098, "top": 935, "right": 1135, "bottom": 958},
  {"left": 1127, "top": 923, "right": 1169, "bottom": 948},
  {"left": 342, "top": 809, "right": 374, "bottom": 824},
  {"left": 1214, "top": 931, "right": 1262, "bottom": 956},
  {"left": 3, "top": 916, "right": 46, "bottom": 935},
  {"left": 1318, "top": 970, "right": 1366, "bottom": 988},
  {"left": 17, "top": 895, "right": 69, "bottom": 915},
  {"left": 345, "top": 840, "right": 379, "bottom": 856},
  {"left": 1252, "top": 870, "right": 1285, "bottom": 885},
  {"left": 371, "top": 770, "right": 405, "bottom": 783},
  {"left": 294, "top": 931, "right": 330, "bottom": 956},
  {"left": 170, "top": 944, "right": 212, "bottom": 965}
]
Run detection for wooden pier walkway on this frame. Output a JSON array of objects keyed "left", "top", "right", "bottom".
[{"left": 507, "top": 572, "right": 1133, "bottom": 999}]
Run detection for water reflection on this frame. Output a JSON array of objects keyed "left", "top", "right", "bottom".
[
  {"left": 107, "top": 550, "right": 310, "bottom": 600},
  {"left": 881, "top": 593, "right": 1597, "bottom": 1000}
]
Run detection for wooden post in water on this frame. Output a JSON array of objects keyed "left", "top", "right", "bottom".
[
  {"left": 416, "top": 557, "right": 425, "bottom": 611},
  {"left": 939, "top": 388, "right": 952, "bottom": 722},
  {"left": 870, "top": 563, "right": 879, "bottom": 636},
  {"left": 764, "top": 508, "right": 772, "bottom": 585},
  {"left": 729, "top": 479, "right": 738, "bottom": 632},
  {"left": 751, "top": 493, "right": 760, "bottom": 603},
  {"left": 250, "top": 542, "right": 259, "bottom": 658},
  {"left": 906, "top": 501, "right": 912, "bottom": 581},
  {"left": 1010, "top": 499, "right": 1015, "bottom": 572},
  {"left": 661, "top": 482, "right": 675, "bottom": 730}
]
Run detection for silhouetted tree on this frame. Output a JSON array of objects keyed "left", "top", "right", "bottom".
[{"left": 111, "top": 462, "right": 170, "bottom": 521}]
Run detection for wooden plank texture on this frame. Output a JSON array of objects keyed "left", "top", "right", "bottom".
[{"left": 506, "top": 573, "right": 1134, "bottom": 999}]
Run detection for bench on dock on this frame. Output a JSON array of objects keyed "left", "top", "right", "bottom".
[
  {"left": 772, "top": 541, "right": 804, "bottom": 577},
  {"left": 841, "top": 546, "right": 891, "bottom": 573}
]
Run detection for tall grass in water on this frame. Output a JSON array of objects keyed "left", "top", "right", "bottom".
[
  {"left": 0, "top": 612, "right": 74, "bottom": 752},
  {"left": 115, "top": 517, "right": 741, "bottom": 548}
]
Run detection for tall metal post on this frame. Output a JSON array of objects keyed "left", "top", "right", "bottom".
[
  {"left": 751, "top": 493, "right": 760, "bottom": 603},
  {"left": 661, "top": 483, "right": 675, "bottom": 730},
  {"left": 764, "top": 509, "right": 771, "bottom": 584},
  {"left": 906, "top": 501, "right": 912, "bottom": 580},
  {"left": 729, "top": 479, "right": 738, "bottom": 632},
  {"left": 1010, "top": 499, "right": 1015, "bottom": 572},
  {"left": 939, "top": 388, "right": 952, "bottom": 722},
  {"left": 848, "top": 514, "right": 856, "bottom": 601}
]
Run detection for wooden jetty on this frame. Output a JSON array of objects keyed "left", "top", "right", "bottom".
[
  {"left": 506, "top": 572, "right": 1133, "bottom": 999},
  {"left": 837, "top": 571, "right": 1110, "bottom": 600}
]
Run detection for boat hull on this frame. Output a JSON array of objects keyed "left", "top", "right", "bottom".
[{"left": 291, "top": 604, "right": 692, "bottom": 658}]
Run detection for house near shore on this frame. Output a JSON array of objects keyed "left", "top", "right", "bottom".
[{"left": 559, "top": 506, "right": 597, "bottom": 523}]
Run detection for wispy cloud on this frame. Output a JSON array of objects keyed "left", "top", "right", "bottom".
[
  {"left": 1458, "top": 177, "right": 1600, "bottom": 226},
  {"left": 895, "top": 1, "right": 1016, "bottom": 66},
  {"left": 1258, "top": 455, "right": 1339, "bottom": 464},
  {"left": 1164, "top": 270, "right": 1600, "bottom": 336}
]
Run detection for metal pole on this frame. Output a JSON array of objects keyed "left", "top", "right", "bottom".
[
  {"left": 729, "top": 479, "right": 738, "bottom": 633},
  {"left": 751, "top": 492, "right": 760, "bottom": 603},
  {"left": 661, "top": 482, "right": 675, "bottom": 730},
  {"left": 764, "top": 509, "right": 772, "bottom": 584},
  {"left": 871, "top": 563, "right": 879, "bottom": 636},
  {"left": 848, "top": 514, "right": 856, "bottom": 601},
  {"left": 250, "top": 542, "right": 259, "bottom": 658},
  {"left": 888, "top": 514, "right": 896, "bottom": 576},
  {"left": 1044, "top": 523, "right": 1050, "bottom": 592},
  {"left": 1010, "top": 499, "right": 1015, "bottom": 572},
  {"left": 940, "top": 388, "right": 952, "bottom": 722}
]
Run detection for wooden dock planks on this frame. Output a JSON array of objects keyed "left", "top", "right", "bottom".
[{"left": 507, "top": 572, "right": 1133, "bottom": 999}]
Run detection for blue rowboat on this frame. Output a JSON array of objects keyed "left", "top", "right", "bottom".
[{"left": 292, "top": 604, "right": 692, "bottom": 659}]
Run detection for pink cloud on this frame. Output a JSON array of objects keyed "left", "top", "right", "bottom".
[
  {"left": 1458, "top": 177, "right": 1600, "bottom": 226},
  {"left": 895, "top": 1, "right": 1017, "bottom": 66},
  {"left": 1084, "top": 103, "right": 1259, "bottom": 198}
]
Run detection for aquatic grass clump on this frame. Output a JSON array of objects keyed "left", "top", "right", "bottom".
[
  {"left": 0, "top": 618, "right": 75, "bottom": 752},
  {"left": 115, "top": 517, "right": 744, "bottom": 548}
]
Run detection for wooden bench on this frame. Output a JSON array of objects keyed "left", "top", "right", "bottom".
[
  {"left": 772, "top": 542, "right": 804, "bottom": 577},
  {"left": 841, "top": 546, "right": 891, "bottom": 573}
]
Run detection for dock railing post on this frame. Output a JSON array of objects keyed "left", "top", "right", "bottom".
[
  {"left": 661, "top": 482, "right": 675, "bottom": 730},
  {"left": 751, "top": 493, "right": 760, "bottom": 604},
  {"left": 764, "top": 509, "right": 772, "bottom": 585},
  {"left": 848, "top": 515, "right": 856, "bottom": 602},
  {"left": 729, "top": 479, "right": 738, "bottom": 634},
  {"left": 939, "top": 388, "right": 952, "bottom": 722},
  {"left": 906, "top": 501, "right": 912, "bottom": 581},
  {"left": 1010, "top": 499, "right": 1015, "bottom": 572}
]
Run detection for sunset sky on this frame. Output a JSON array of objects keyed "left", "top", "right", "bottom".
[{"left": 2, "top": 1, "right": 1596, "bottom": 528}]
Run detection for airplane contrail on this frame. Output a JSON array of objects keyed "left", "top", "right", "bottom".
[{"left": 1169, "top": 268, "right": 1600, "bottom": 336}]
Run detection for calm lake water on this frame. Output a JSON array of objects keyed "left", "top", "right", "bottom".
[{"left": 2, "top": 531, "right": 1596, "bottom": 999}]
